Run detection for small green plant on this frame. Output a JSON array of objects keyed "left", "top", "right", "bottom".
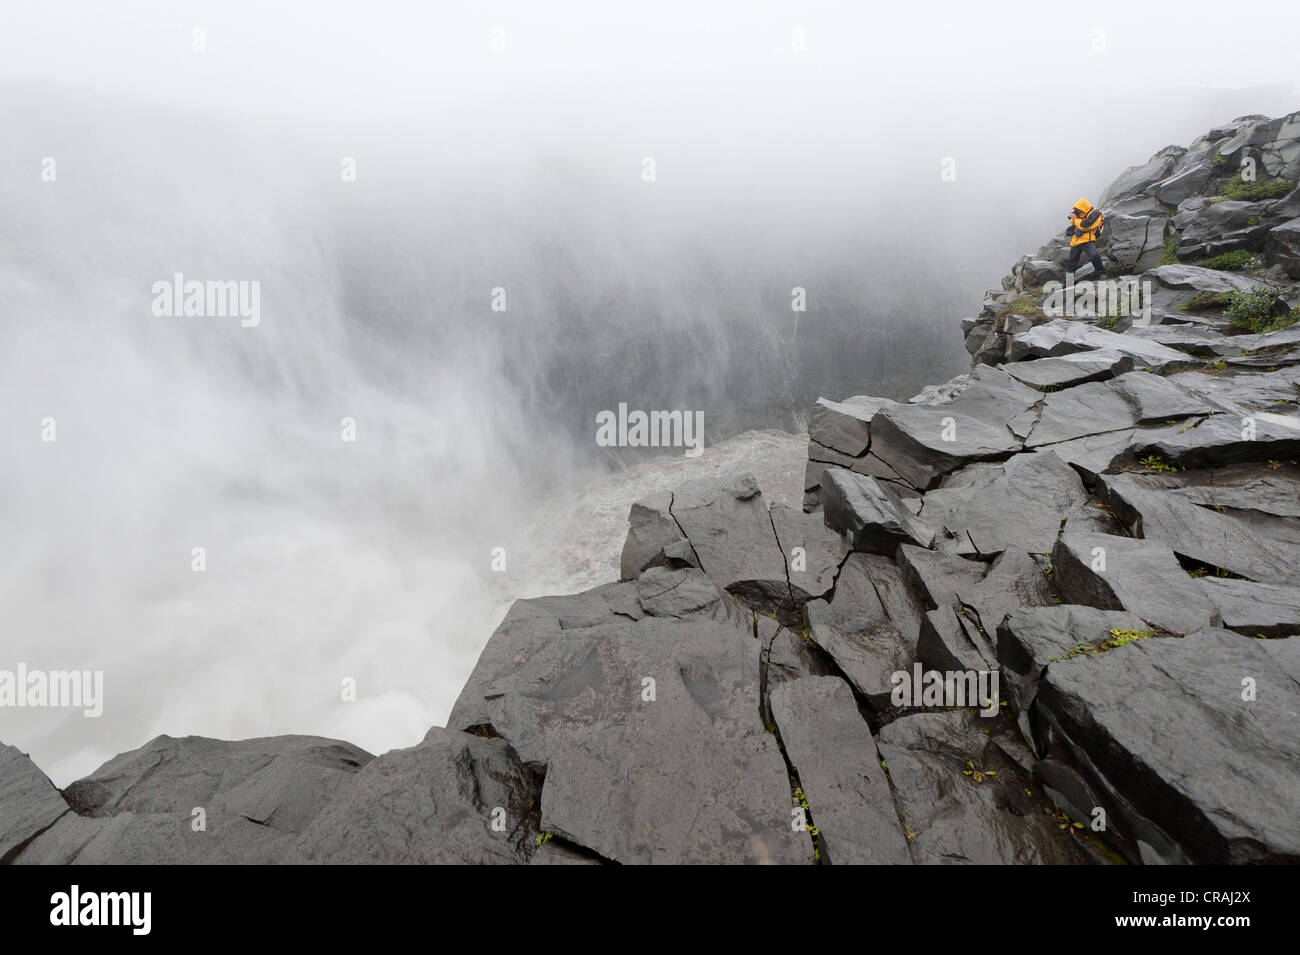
[
  {"left": 1247, "top": 215, "right": 1261, "bottom": 226},
  {"left": 1202, "top": 249, "right": 1261, "bottom": 271},
  {"left": 1157, "top": 232, "right": 1180, "bottom": 266},
  {"left": 535, "top": 832, "right": 554, "bottom": 846},
  {"left": 1222, "top": 178, "right": 1294, "bottom": 201},
  {"left": 1180, "top": 290, "right": 1234, "bottom": 311},
  {"left": 1211, "top": 359, "right": 1227, "bottom": 370},
  {"left": 1139, "top": 454, "right": 1180, "bottom": 473},
  {"left": 1051, "top": 627, "right": 1154, "bottom": 661},
  {"left": 1225, "top": 286, "right": 1288, "bottom": 333},
  {"left": 1211, "top": 149, "right": 1230, "bottom": 171},
  {"left": 962, "top": 759, "right": 998, "bottom": 784}
]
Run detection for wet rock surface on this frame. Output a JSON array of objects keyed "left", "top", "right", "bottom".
[{"left": 6, "top": 111, "right": 1300, "bottom": 865}]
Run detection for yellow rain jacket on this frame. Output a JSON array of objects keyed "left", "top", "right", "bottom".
[{"left": 1068, "top": 198, "right": 1104, "bottom": 246}]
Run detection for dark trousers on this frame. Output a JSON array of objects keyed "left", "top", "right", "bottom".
[{"left": 1066, "top": 241, "right": 1106, "bottom": 277}]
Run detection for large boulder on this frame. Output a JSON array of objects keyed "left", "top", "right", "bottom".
[
  {"left": 868, "top": 366, "right": 1042, "bottom": 489},
  {"left": 1264, "top": 217, "right": 1300, "bottom": 278},
  {"left": 808, "top": 396, "right": 895, "bottom": 457},
  {"left": 820, "top": 468, "right": 935, "bottom": 554},
  {"left": 1099, "top": 471, "right": 1300, "bottom": 581},
  {"left": 0, "top": 744, "right": 70, "bottom": 862},
  {"left": 877, "top": 710, "right": 1089, "bottom": 864},
  {"left": 1031, "top": 629, "right": 1300, "bottom": 863},
  {"left": 667, "top": 473, "right": 792, "bottom": 611},
  {"left": 1099, "top": 145, "right": 1184, "bottom": 206},
  {"left": 918, "top": 451, "right": 1088, "bottom": 556},
  {"left": 806, "top": 553, "right": 914, "bottom": 711},
  {"left": 447, "top": 569, "right": 810, "bottom": 864},
  {"left": 620, "top": 490, "right": 697, "bottom": 580},
  {"left": 1176, "top": 200, "right": 1271, "bottom": 258},
  {"left": 18, "top": 735, "right": 373, "bottom": 864},
  {"left": 293, "top": 729, "right": 543, "bottom": 864},
  {"left": 1051, "top": 532, "right": 1221, "bottom": 634}
]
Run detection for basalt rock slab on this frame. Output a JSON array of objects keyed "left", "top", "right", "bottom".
[
  {"left": 877, "top": 710, "right": 1087, "bottom": 865},
  {"left": 916, "top": 605, "right": 997, "bottom": 674},
  {"left": 770, "top": 503, "right": 849, "bottom": 604},
  {"left": 449, "top": 587, "right": 810, "bottom": 864},
  {"left": 1013, "top": 320, "right": 1190, "bottom": 372},
  {"left": 620, "top": 490, "right": 698, "bottom": 580},
  {"left": 61, "top": 735, "right": 373, "bottom": 828},
  {"left": 293, "top": 729, "right": 541, "bottom": 864},
  {"left": 668, "top": 473, "right": 792, "bottom": 612},
  {"left": 1024, "top": 371, "right": 1208, "bottom": 448},
  {"left": 0, "top": 744, "right": 70, "bottom": 862},
  {"left": 1002, "top": 350, "right": 1134, "bottom": 391},
  {"left": 1197, "top": 577, "right": 1300, "bottom": 638},
  {"left": 16, "top": 735, "right": 374, "bottom": 864},
  {"left": 1031, "top": 629, "right": 1300, "bottom": 863},
  {"left": 769, "top": 677, "right": 911, "bottom": 865},
  {"left": 820, "top": 468, "right": 935, "bottom": 555},
  {"left": 1265, "top": 217, "right": 1300, "bottom": 278},
  {"left": 1051, "top": 532, "right": 1220, "bottom": 634},
  {"left": 1099, "top": 472, "right": 1300, "bottom": 581},
  {"left": 806, "top": 553, "right": 914, "bottom": 711},
  {"left": 808, "top": 396, "right": 896, "bottom": 457},
  {"left": 867, "top": 365, "right": 1042, "bottom": 490},
  {"left": 1128, "top": 411, "right": 1300, "bottom": 472},
  {"left": 919, "top": 451, "right": 1088, "bottom": 556},
  {"left": 996, "top": 604, "right": 1152, "bottom": 746}
]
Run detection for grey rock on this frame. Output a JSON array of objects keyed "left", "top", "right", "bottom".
[
  {"left": 1151, "top": 162, "right": 1212, "bottom": 207},
  {"left": 1033, "top": 629, "right": 1300, "bottom": 863},
  {"left": 917, "top": 605, "right": 997, "bottom": 673},
  {"left": 820, "top": 468, "right": 935, "bottom": 555},
  {"left": 770, "top": 503, "right": 848, "bottom": 604},
  {"left": 1025, "top": 370, "right": 1207, "bottom": 448},
  {"left": 996, "top": 605, "right": 1152, "bottom": 746},
  {"left": 1198, "top": 577, "right": 1300, "bottom": 638},
  {"left": 294, "top": 729, "right": 541, "bottom": 864},
  {"left": 869, "top": 366, "right": 1042, "bottom": 489},
  {"left": 1003, "top": 349, "right": 1134, "bottom": 391},
  {"left": 877, "top": 710, "right": 1087, "bottom": 864},
  {"left": 807, "top": 553, "right": 914, "bottom": 710},
  {"left": 450, "top": 588, "right": 809, "bottom": 864},
  {"left": 1100, "top": 471, "right": 1300, "bottom": 581},
  {"left": 1099, "top": 146, "right": 1183, "bottom": 206},
  {"left": 0, "top": 744, "right": 70, "bottom": 862},
  {"left": 669, "top": 473, "right": 791, "bottom": 611},
  {"left": 1051, "top": 532, "right": 1220, "bottom": 634},
  {"left": 620, "top": 490, "right": 696, "bottom": 580},
  {"left": 919, "top": 451, "right": 1088, "bottom": 556},
  {"left": 1148, "top": 262, "right": 1262, "bottom": 294},
  {"left": 1265, "top": 217, "right": 1300, "bottom": 278},
  {"left": 1013, "top": 319, "right": 1191, "bottom": 372},
  {"left": 769, "top": 677, "right": 911, "bottom": 865},
  {"left": 808, "top": 395, "right": 895, "bottom": 457}
]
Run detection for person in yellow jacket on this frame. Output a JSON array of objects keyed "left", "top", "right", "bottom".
[{"left": 1064, "top": 198, "right": 1107, "bottom": 280}]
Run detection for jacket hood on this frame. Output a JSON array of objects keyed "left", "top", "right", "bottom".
[{"left": 1073, "top": 198, "right": 1094, "bottom": 214}]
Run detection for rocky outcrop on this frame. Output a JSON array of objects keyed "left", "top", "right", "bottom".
[{"left": 6, "top": 111, "right": 1300, "bottom": 865}]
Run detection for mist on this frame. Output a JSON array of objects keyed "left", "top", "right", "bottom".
[{"left": 2, "top": 0, "right": 1296, "bottom": 784}]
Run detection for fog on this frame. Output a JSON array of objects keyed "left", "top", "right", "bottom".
[{"left": 1, "top": 0, "right": 1296, "bottom": 784}]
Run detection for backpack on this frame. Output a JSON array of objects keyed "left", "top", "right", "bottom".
[{"left": 1080, "top": 208, "right": 1103, "bottom": 237}]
